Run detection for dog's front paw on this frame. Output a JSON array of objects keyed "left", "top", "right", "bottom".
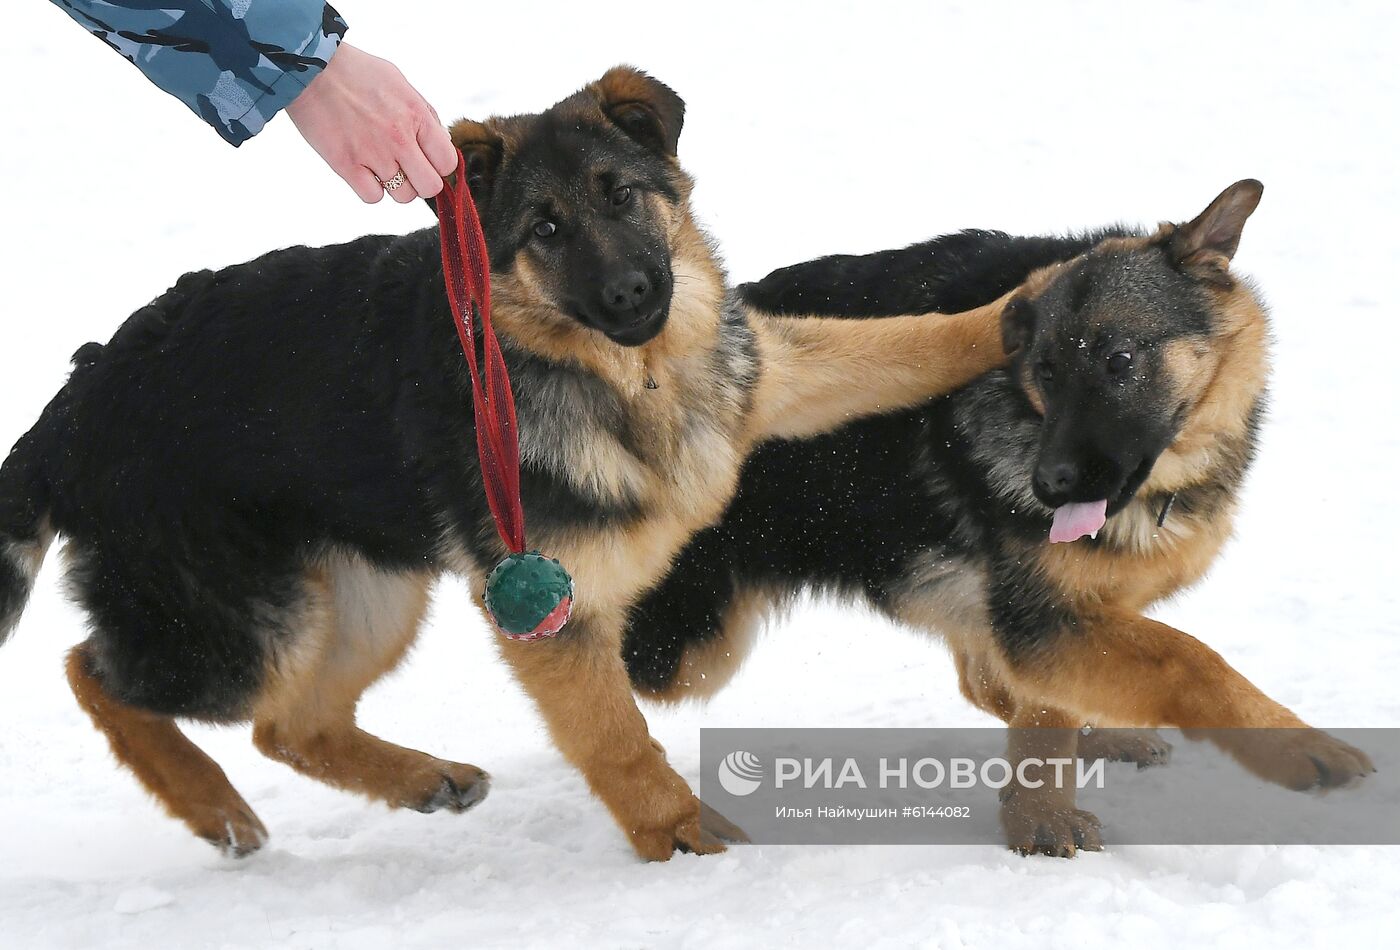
[
  {"left": 594, "top": 745, "right": 734, "bottom": 861},
  {"left": 629, "top": 794, "right": 729, "bottom": 861},
  {"left": 190, "top": 801, "right": 269, "bottom": 858},
  {"left": 1216, "top": 728, "right": 1374, "bottom": 791},
  {"left": 1000, "top": 788, "right": 1102, "bottom": 858},
  {"left": 404, "top": 761, "right": 491, "bottom": 814}
]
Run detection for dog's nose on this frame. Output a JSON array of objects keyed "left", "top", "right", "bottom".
[
  {"left": 1034, "top": 461, "right": 1080, "bottom": 501},
  {"left": 601, "top": 271, "right": 652, "bottom": 314}
]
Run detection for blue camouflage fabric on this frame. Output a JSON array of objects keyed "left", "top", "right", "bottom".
[{"left": 52, "top": 1, "right": 347, "bottom": 146}]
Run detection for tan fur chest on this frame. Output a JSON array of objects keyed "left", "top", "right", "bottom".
[
  {"left": 516, "top": 325, "right": 755, "bottom": 621},
  {"left": 538, "top": 423, "right": 745, "bottom": 619},
  {"left": 1044, "top": 499, "right": 1237, "bottom": 612}
]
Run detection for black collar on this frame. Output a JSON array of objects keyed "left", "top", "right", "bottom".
[{"left": 1157, "top": 492, "right": 1178, "bottom": 528}]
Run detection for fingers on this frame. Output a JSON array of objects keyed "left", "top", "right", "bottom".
[
  {"left": 342, "top": 164, "right": 385, "bottom": 204},
  {"left": 419, "top": 121, "right": 459, "bottom": 179},
  {"left": 381, "top": 116, "right": 455, "bottom": 202},
  {"left": 371, "top": 160, "right": 418, "bottom": 204},
  {"left": 412, "top": 89, "right": 457, "bottom": 181},
  {"left": 397, "top": 140, "right": 442, "bottom": 200}
]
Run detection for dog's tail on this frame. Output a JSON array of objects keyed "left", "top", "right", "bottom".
[
  {"left": 0, "top": 431, "right": 55, "bottom": 646},
  {"left": 0, "top": 343, "right": 99, "bottom": 645}
]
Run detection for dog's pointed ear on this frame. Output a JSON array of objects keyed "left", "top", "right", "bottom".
[
  {"left": 590, "top": 66, "right": 685, "bottom": 157},
  {"left": 1166, "top": 179, "right": 1264, "bottom": 283},
  {"left": 449, "top": 118, "right": 505, "bottom": 198},
  {"left": 1001, "top": 295, "right": 1035, "bottom": 356}
]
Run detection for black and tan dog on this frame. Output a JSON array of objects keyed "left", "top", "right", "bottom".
[
  {"left": 0, "top": 67, "right": 1025, "bottom": 859},
  {"left": 627, "top": 180, "right": 1374, "bottom": 856}
]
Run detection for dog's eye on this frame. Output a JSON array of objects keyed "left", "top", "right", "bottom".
[
  {"left": 1106, "top": 352, "right": 1133, "bottom": 375},
  {"left": 611, "top": 185, "right": 633, "bottom": 207},
  {"left": 533, "top": 220, "right": 557, "bottom": 239},
  {"left": 1037, "top": 361, "right": 1056, "bottom": 384}
]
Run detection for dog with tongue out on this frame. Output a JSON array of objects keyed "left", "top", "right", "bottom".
[
  {"left": 629, "top": 179, "right": 1375, "bottom": 858},
  {"left": 1048, "top": 500, "right": 1109, "bottom": 543},
  {"left": 1027, "top": 355, "right": 1164, "bottom": 545},
  {"left": 1004, "top": 222, "right": 1200, "bottom": 546}
]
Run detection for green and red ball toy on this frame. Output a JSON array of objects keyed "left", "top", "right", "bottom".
[{"left": 484, "top": 552, "right": 574, "bottom": 641}]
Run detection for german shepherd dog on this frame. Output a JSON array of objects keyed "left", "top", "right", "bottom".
[
  {"left": 0, "top": 68, "right": 1026, "bottom": 860},
  {"left": 626, "top": 180, "right": 1374, "bottom": 856}
]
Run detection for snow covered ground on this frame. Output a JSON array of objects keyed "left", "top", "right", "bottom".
[{"left": 3, "top": 1, "right": 1399, "bottom": 946}]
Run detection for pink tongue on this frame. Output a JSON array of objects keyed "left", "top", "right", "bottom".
[{"left": 1049, "top": 499, "right": 1109, "bottom": 544}]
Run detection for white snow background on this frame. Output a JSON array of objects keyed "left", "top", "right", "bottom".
[{"left": 2, "top": 1, "right": 1399, "bottom": 947}]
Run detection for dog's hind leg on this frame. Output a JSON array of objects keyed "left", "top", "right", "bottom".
[
  {"left": 65, "top": 642, "right": 268, "bottom": 856},
  {"left": 251, "top": 559, "right": 489, "bottom": 814},
  {"left": 1076, "top": 726, "right": 1173, "bottom": 768}
]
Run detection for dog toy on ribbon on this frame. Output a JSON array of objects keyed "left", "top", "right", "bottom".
[{"left": 436, "top": 151, "right": 574, "bottom": 641}]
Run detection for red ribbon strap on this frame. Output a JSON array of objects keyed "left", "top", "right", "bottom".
[{"left": 436, "top": 150, "right": 527, "bottom": 554}]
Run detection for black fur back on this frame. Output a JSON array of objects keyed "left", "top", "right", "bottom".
[
  {"left": 741, "top": 229, "right": 1127, "bottom": 317},
  {"left": 37, "top": 230, "right": 483, "bottom": 717}
]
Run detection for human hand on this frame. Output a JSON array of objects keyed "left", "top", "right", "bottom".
[{"left": 285, "top": 43, "right": 457, "bottom": 204}]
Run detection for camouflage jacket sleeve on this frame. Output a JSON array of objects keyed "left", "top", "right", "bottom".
[{"left": 52, "top": 1, "right": 347, "bottom": 146}]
